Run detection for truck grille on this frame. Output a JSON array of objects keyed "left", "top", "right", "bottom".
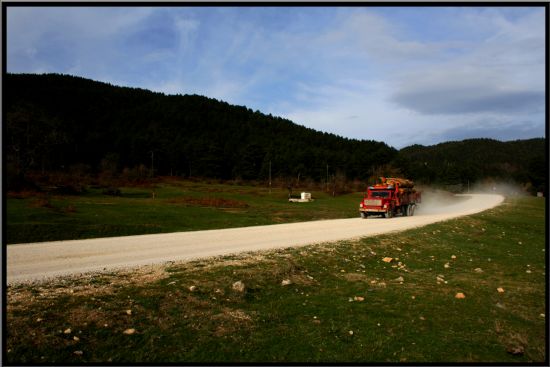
[{"left": 365, "top": 199, "right": 382, "bottom": 206}]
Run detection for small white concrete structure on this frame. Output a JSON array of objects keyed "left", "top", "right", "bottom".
[{"left": 289, "top": 192, "right": 313, "bottom": 203}]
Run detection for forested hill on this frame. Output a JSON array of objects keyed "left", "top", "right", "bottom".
[
  {"left": 5, "top": 73, "right": 546, "bottom": 194},
  {"left": 5, "top": 73, "right": 396, "bottom": 185},
  {"left": 396, "top": 138, "right": 546, "bottom": 193}
]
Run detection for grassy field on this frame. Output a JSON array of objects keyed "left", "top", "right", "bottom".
[
  {"left": 6, "top": 196, "right": 546, "bottom": 363},
  {"left": 6, "top": 180, "right": 361, "bottom": 244}
]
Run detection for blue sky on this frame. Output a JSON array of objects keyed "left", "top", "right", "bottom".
[{"left": 7, "top": 6, "right": 546, "bottom": 148}]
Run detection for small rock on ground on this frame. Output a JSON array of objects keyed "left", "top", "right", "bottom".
[
  {"left": 506, "top": 345, "right": 524, "bottom": 355},
  {"left": 232, "top": 281, "right": 246, "bottom": 292}
]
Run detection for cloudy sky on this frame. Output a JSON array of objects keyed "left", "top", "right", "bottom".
[{"left": 7, "top": 6, "right": 546, "bottom": 148}]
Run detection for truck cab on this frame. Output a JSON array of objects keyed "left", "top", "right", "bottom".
[{"left": 360, "top": 188, "right": 394, "bottom": 218}]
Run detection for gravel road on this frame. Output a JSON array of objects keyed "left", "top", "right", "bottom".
[{"left": 7, "top": 194, "right": 504, "bottom": 284}]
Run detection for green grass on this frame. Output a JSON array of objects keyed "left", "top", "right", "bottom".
[
  {"left": 6, "top": 181, "right": 361, "bottom": 244},
  {"left": 6, "top": 196, "right": 546, "bottom": 363}
]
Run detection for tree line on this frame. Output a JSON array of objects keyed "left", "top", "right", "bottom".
[{"left": 4, "top": 73, "right": 546, "bottom": 195}]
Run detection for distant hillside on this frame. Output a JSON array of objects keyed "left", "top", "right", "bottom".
[
  {"left": 396, "top": 138, "right": 546, "bottom": 193},
  {"left": 5, "top": 73, "right": 395, "bottom": 188},
  {"left": 5, "top": 73, "right": 546, "bottom": 194}
]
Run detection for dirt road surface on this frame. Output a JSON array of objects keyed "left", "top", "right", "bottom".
[{"left": 7, "top": 194, "right": 504, "bottom": 284}]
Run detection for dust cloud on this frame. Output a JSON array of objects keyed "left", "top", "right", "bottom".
[
  {"left": 415, "top": 189, "right": 470, "bottom": 215},
  {"left": 416, "top": 182, "right": 524, "bottom": 215}
]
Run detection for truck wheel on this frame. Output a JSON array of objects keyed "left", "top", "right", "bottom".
[{"left": 360, "top": 212, "right": 367, "bottom": 219}]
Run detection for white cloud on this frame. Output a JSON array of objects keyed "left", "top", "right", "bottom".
[{"left": 7, "top": 6, "right": 545, "bottom": 148}]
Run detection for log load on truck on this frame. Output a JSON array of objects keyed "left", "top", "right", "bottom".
[{"left": 359, "top": 177, "right": 421, "bottom": 218}]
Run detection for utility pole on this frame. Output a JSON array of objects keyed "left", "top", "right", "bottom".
[
  {"left": 269, "top": 160, "right": 272, "bottom": 194},
  {"left": 150, "top": 151, "right": 154, "bottom": 178},
  {"left": 326, "top": 164, "right": 329, "bottom": 192}
]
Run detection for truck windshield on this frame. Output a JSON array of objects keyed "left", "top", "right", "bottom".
[{"left": 370, "top": 191, "right": 390, "bottom": 198}]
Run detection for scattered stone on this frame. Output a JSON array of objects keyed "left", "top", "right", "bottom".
[
  {"left": 518, "top": 241, "right": 522, "bottom": 245},
  {"left": 455, "top": 292, "right": 466, "bottom": 299},
  {"left": 348, "top": 297, "right": 354, "bottom": 302},
  {"left": 281, "top": 279, "right": 292, "bottom": 286},
  {"left": 349, "top": 330, "right": 354, "bottom": 335},
  {"left": 73, "top": 351, "right": 83, "bottom": 356},
  {"left": 419, "top": 316, "right": 425, "bottom": 320},
  {"left": 123, "top": 328, "right": 136, "bottom": 335},
  {"left": 354, "top": 296, "right": 365, "bottom": 302},
  {"left": 370, "top": 280, "right": 377, "bottom": 284},
  {"left": 497, "top": 287, "right": 505, "bottom": 293},
  {"left": 126, "top": 309, "right": 132, "bottom": 315},
  {"left": 382, "top": 257, "right": 393, "bottom": 263},
  {"left": 378, "top": 282, "right": 387, "bottom": 288},
  {"left": 526, "top": 270, "right": 532, "bottom": 274},
  {"left": 104, "top": 323, "right": 108, "bottom": 327},
  {"left": 474, "top": 268, "right": 483, "bottom": 273},
  {"left": 495, "top": 303, "right": 506, "bottom": 309},
  {"left": 451, "top": 255, "right": 457, "bottom": 259},
  {"left": 168, "top": 281, "right": 176, "bottom": 285},
  {"left": 73, "top": 336, "right": 80, "bottom": 342},
  {"left": 232, "top": 281, "right": 245, "bottom": 292},
  {"left": 64, "top": 328, "right": 72, "bottom": 334},
  {"left": 215, "top": 288, "right": 223, "bottom": 294},
  {"left": 36, "top": 318, "right": 43, "bottom": 322},
  {"left": 340, "top": 269, "right": 346, "bottom": 273},
  {"left": 394, "top": 276, "right": 404, "bottom": 282},
  {"left": 444, "top": 263, "right": 450, "bottom": 269},
  {"left": 188, "top": 285, "right": 197, "bottom": 292},
  {"left": 411, "top": 295, "right": 416, "bottom": 299},
  {"left": 540, "top": 313, "right": 545, "bottom": 318}
]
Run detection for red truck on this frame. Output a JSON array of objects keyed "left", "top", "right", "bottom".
[{"left": 359, "top": 177, "right": 421, "bottom": 218}]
